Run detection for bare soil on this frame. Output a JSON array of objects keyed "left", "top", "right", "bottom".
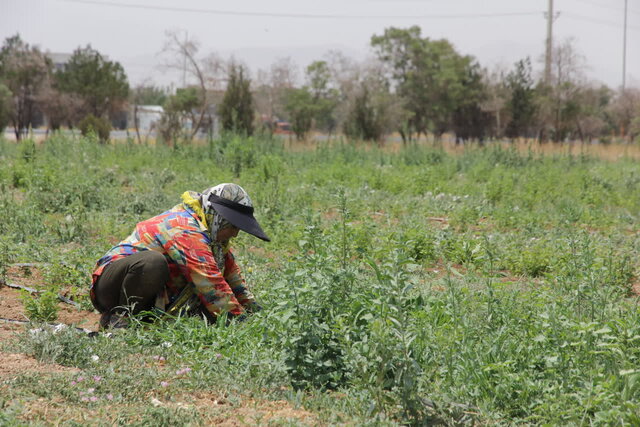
[
  {"left": 5, "top": 262, "right": 101, "bottom": 328},
  {"left": 15, "top": 394, "right": 317, "bottom": 426},
  {"left": 0, "top": 264, "right": 95, "bottom": 379}
]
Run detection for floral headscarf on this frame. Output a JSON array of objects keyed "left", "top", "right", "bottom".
[{"left": 200, "top": 183, "right": 254, "bottom": 270}]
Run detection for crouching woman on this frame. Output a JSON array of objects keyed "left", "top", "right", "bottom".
[{"left": 90, "top": 183, "right": 269, "bottom": 329}]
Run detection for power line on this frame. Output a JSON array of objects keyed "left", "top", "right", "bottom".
[
  {"left": 564, "top": 12, "right": 640, "bottom": 31},
  {"left": 59, "top": 0, "right": 542, "bottom": 20},
  {"left": 572, "top": 0, "right": 640, "bottom": 16}
]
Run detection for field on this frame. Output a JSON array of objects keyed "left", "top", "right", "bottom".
[{"left": 2, "top": 134, "right": 640, "bottom": 425}]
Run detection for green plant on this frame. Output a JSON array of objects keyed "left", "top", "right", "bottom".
[
  {"left": 78, "top": 113, "right": 111, "bottom": 143},
  {"left": 0, "top": 237, "right": 13, "bottom": 280},
  {"left": 224, "top": 136, "right": 256, "bottom": 177},
  {"left": 21, "top": 290, "right": 59, "bottom": 322},
  {"left": 219, "top": 63, "right": 254, "bottom": 135},
  {"left": 0, "top": 82, "right": 12, "bottom": 132},
  {"left": 505, "top": 239, "right": 554, "bottom": 277},
  {"left": 55, "top": 44, "right": 129, "bottom": 118}
]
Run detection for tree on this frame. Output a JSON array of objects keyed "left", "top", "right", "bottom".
[
  {"left": 343, "top": 65, "right": 399, "bottom": 143},
  {"left": 306, "top": 60, "right": 339, "bottom": 135},
  {"left": 157, "top": 107, "right": 182, "bottom": 147},
  {"left": 0, "top": 83, "right": 11, "bottom": 132},
  {"left": 608, "top": 88, "right": 640, "bottom": 141},
  {"left": 505, "top": 58, "right": 536, "bottom": 139},
  {"left": 371, "top": 26, "right": 426, "bottom": 141},
  {"left": 219, "top": 63, "right": 254, "bottom": 135},
  {"left": 307, "top": 60, "right": 332, "bottom": 99},
  {"left": 37, "top": 85, "right": 83, "bottom": 131},
  {"left": 343, "top": 84, "right": 384, "bottom": 143},
  {"left": 371, "top": 26, "right": 476, "bottom": 142},
  {"left": 630, "top": 106, "right": 640, "bottom": 142},
  {"left": 168, "top": 88, "right": 201, "bottom": 125},
  {"left": 55, "top": 45, "right": 129, "bottom": 119},
  {"left": 78, "top": 113, "right": 111, "bottom": 143},
  {"left": 451, "top": 61, "right": 493, "bottom": 143},
  {"left": 574, "top": 84, "right": 611, "bottom": 142},
  {"left": 156, "top": 87, "right": 203, "bottom": 146},
  {"left": 324, "top": 50, "right": 360, "bottom": 135},
  {"left": 254, "top": 57, "right": 298, "bottom": 132},
  {"left": 536, "top": 38, "right": 587, "bottom": 142},
  {"left": 132, "top": 85, "right": 168, "bottom": 106},
  {"left": 0, "top": 34, "right": 51, "bottom": 140},
  {"left": 160, "top": 31, "right": 211, "bottom": 141},
  {"left": 480, "top": 65, "right": 510, "bottom": 139},
  {"left": 279, "top": 60, "right": 340, "bottom": 141},
  {"left": 284, "top": 87, "right": 315, "bottom": 140}
]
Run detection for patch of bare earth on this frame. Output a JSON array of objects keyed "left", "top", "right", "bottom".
[
  {"left": 0, "top": 300, "right": 82, "bottom": 384},
  {"left": 15, "top": 391, "right": 318, "bottom": 426},
  {"left": 630, "top": 281, "right": 640, "bottom": 297},
  {"left": 0, "top": 353, "right": 80, "bottom": 380},
  {"left": 169, "top": 392, "right": 318, "bottom": 426},
  {"left": 0, "top": 275, "right": 99, "bottom": 394},
  {"left": 0, "top": 285, "right": 28, "bottom": 322},
  {"left": 1, "top": 264, "right": 100, "bottom": 330}
]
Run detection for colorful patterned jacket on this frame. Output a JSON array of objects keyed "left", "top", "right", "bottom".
[{"left": 91, "top": 191, "right": 256, "bottom": 317}]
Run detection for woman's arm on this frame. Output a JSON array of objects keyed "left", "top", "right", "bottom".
[
  {"left": 224, "top": 249, "right": 261, "bottom": 312},
  {"left": 165, "top": 229, "right": 245, "bottom": 316}
]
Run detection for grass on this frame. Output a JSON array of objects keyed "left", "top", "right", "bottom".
[{"left": 1, "top": 133, "right": 640, "bottom": 424}]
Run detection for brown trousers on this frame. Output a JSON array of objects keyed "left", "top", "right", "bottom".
[{"left": 93, "top": 250, "right": 169, "bottom": 314}]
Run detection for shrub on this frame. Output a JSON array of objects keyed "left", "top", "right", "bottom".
[
  {"left": 219, "top": 63, "right": 254, "bottom": 135},
  {"left": 78, "top": 114, "right": 111, "bottom": 143},
  {"left": 0, "top": 237, "right": 13, "bottom": 279},
  {"left": 504, "top": 239, "right": 554, "bottom": 277},
  {"left": 21, "top": 290, "right": 59, "bottom": 322},
  {"left": 0, "top": 83, "right": 12, "bottom": 132}
]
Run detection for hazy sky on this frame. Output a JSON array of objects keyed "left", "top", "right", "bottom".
[{"left": 1, "top": 0, "right": 638, "bottom": 89}]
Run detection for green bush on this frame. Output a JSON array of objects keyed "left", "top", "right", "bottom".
[
  {"left": 504, "top": 239, "right": 554, "bottom": 277},
  {"left": 0, "top": 237, "right": 13, "bottom": 279},
  {"left": 78, "top": 114, "right": 111, "bottom": 143},
  {"left": 21, "top": 290, "right": 59, "bottom": 322}
]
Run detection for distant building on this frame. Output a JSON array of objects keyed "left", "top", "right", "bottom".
[
  {"left": 132, "top": 105, "right": 163, "bottom": 131},
  {"left": 274, "top": 120, "right": 292, "bottom": 135},
  {"left": 47, "top": 52, "right": 73, "bottom": 72},
  {"left": 46, "top": 52, "right": 110, "bottom": 72}
]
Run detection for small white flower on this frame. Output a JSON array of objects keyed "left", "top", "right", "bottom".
[
  {"left": 161, "top": 342, "right": 173, "bottom": 348},
  {"left": 53, "top": 324, "right": 68, "bottom": 334},
  {"left": 91, "top": 355, "right": 100, "bottom": 362},
  {"left": 29, "top": 328, "right": 44, "bottom": 336}
]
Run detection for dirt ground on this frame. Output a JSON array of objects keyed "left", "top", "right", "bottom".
[
  {"left": 0, "top": 264, "right": 98, "bottom": 378},
  {"left": 0, "top": 265, "right": 101, "bottom": 330}
]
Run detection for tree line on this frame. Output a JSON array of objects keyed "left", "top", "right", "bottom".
[{"left": 1, "top": 27, "right": 639, "bottom": 144}]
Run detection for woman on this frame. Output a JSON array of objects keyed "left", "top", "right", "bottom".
[{"left": 90, "top": 183, "right": 269, "bottom": 329}]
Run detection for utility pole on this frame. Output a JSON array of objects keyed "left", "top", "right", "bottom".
[
  {"left": 623, "top": 0, "right": 628, "bottom": 90},
  {"left": 544, "top": 0, "right": 554, "bottom": 84}
]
